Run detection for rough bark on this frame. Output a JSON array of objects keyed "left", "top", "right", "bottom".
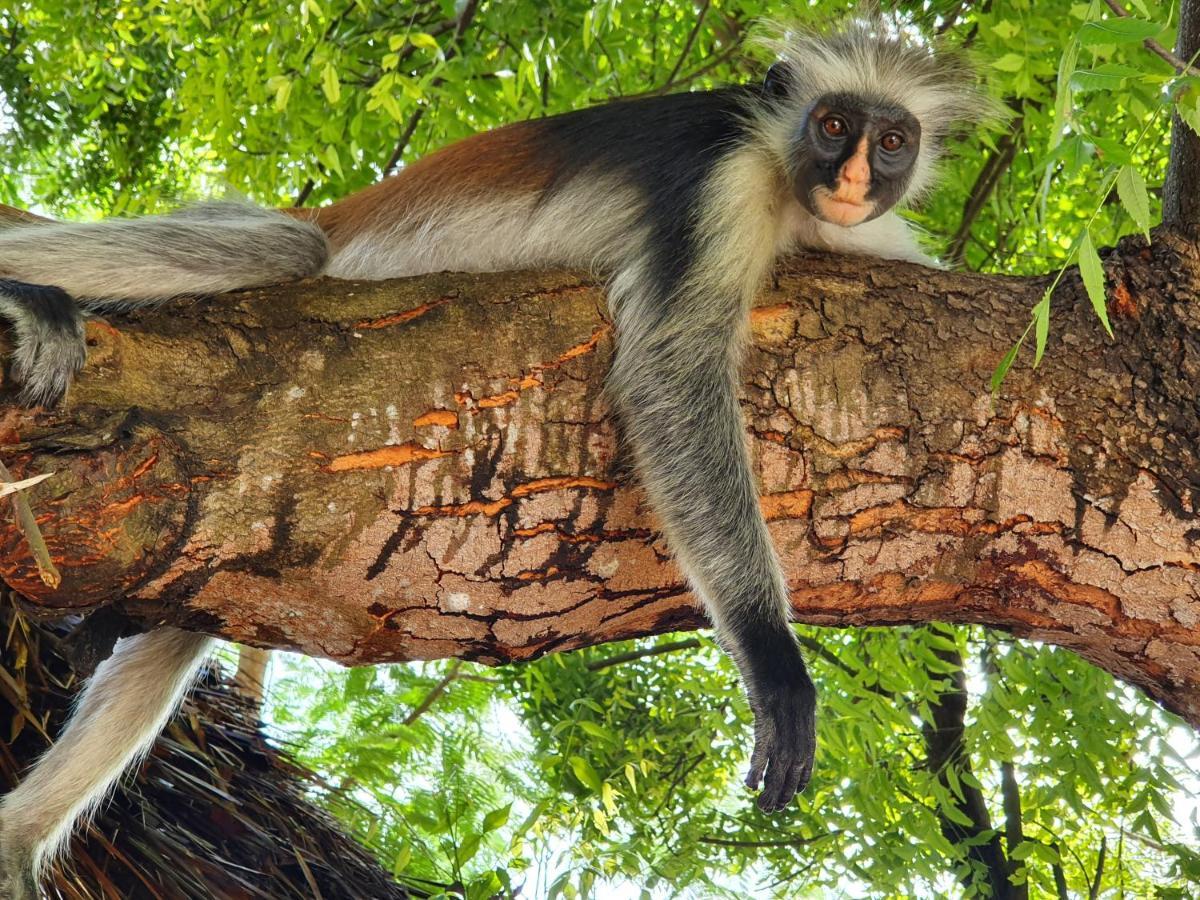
[{"left": 1, "top": 231, "right": 1199, "bottom": 729}]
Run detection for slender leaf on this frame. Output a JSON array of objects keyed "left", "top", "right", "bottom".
[{"left": 1078, "top": 230, "right": 1114, "bottom": 337}]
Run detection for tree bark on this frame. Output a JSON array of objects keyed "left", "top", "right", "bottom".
[{"left": 1, "top": 231, "right": 1199, "bottom": 729}]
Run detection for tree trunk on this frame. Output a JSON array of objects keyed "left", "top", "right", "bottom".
[{"left": 1, "top": 230, "right": 1199, "bottom": 728}]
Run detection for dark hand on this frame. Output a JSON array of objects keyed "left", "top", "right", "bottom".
[
  {"left": 744, "top": 674, "right": 817, "bottom": 812},
  {"left": 0, "top": 280, "right": 87, "bottom": 407}
]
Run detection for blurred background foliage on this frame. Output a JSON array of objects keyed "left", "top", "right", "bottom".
[{"left": 2, "top": 0, "right": 1199, "bottom": 897}]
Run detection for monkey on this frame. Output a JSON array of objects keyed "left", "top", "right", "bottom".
[{"left": 0, "top": 18, "right": 990, "bottom": 898}]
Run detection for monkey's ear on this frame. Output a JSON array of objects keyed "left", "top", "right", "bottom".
[{"left": 762, "top": 62, "right": 793, "bottom": 98}]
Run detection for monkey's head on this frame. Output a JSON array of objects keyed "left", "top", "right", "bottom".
[
  {"left": 793, "top": 92, "right": 921, "bottom": 227},
  {"left": 756, "top": 17, "right": 1001, "bottom": 228}
]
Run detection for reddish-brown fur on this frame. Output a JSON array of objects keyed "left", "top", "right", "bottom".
[{"left": 283, "top": 120, "right": 552, "bottom": 251}]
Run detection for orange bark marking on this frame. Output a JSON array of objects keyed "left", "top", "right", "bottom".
[
  {"left": 517, "top": 566, "right": 560, "bottom": 581},
  {"left": 514, "top": 523, "right": 558, "bottom": 537},
  {"left": 1111, "top": 281, "right": 1138, "bottom": 318},
  {"left": 849, "top": 501, "right": 970, "bottom": 536},
  {"left": 510, "top": 476, "right": 615, "bottom": 497},
  {"left": 469, "top": 326, "right": 610, "bottom": 409},
  {"left": 761, "top": 489, "right": 814, "bottom": 521},
  {"left": 413, "top": 409, "right": 459, "bottom": 428},
  {"left": 412, "top": 477, "right": 614, "bottom": 520},
  {"left": 750, "top": 303, "right": 793, "bottom": 324},
  {"left": 415, "top": 498, "right": 513, "bottom": 518},
  {"left": 324, "top": 442, "right": 451, "bottom": 472},
  {"left": 353, "top": 297, "right": 450, "bottom": 330},
  {"left": 478, "top": 390, "right": 521, "bottom": 409}
]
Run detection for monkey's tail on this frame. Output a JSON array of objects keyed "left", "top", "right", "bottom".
[
  {"left": 0, "top": 628, "right": 216, "bottom": 898},
  {"left": 0, "top": 202, "right": 329, "bottom": 306}
]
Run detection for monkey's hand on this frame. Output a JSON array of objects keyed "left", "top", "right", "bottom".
[
  {"left": 745, "top": 664, "right": 817, "bottom": 812},
  {"left": 0, "top": 279, "right": 87, "bottom": 407}
]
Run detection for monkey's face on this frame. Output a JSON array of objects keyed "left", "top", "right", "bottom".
[{"left": 794, "top": 93, "right": 921, "bottom": 227}]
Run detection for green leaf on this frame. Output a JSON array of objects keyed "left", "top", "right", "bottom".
[
  {"left": 1010, "top": 840, "right": 1039, "bottom": 860},
  {"left": 1116, "top": 164, "right": 1152, "bottom": 239},
  {"left": 409, "top": 32, "right": 441, "bottom": 52},
  {"left": 457, "top": 831, "right": 482, "bottom": 865},
  {"left": 993, "top": 53, "right": 1026, "bottom": 73},
  {"left": 1050, "top": 38, "right": 1080, "bottom": 154},
  {"left": 569, "top": 755, "right": 603, "bottom": 793},
  {"left": 391, "top": 844, "right": 412, "bottom": 875},
  {"left": 1033, "top": 293, "right": 1050, "bottom": 367},
  {"left": 321, "top": 63, "right": 340, "bottom": 104},
  {"left": 1070, "top": 63, "right": 1142, "bottom": 92},
  {"left": 991, "top": 336, "right": 1023, "bottom": 393},
  {"left": 481, "top": 803, "right": 511, "bottom": 833},
  {"left": 1078, "top": 17, "right": 1163, "bottom": 46},
  {"left": 1078, "top": 230, "right": 1114, "bottom": 337}
]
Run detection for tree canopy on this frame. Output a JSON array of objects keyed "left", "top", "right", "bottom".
[{"left": 2, "top": 1, "right": 1200, "bottom": 897}]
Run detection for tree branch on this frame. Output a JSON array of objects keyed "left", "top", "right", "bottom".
[
  {"left": 662, "top": 0, "right": 712, "bottom": 90},
  {"left": 1101, "top": 0, "right": 1200, "bottom": 75},
  {"left": 1, "top": 235, "right": 1200, "bottom": 735},
  {"left": 585, "top": 638, "right": 702, "bottom": 671},
  {"left": 946, "top": 115, "right": 1022, "bottom": 266},
  {"left": 382, "top": 0, "right": 482, "bottom": 176},
  {"left": 1163, "top": 0, "right": 1200, "bottom": 230},
  {"left": 921, "top": 643, "right": 1017, "bottom": 898}
]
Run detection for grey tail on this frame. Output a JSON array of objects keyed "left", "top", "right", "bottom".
[{"left": 0, "top": 201, "right": 329, "bottom": 308}]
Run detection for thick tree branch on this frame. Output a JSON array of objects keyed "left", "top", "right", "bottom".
[
  {"left": 921, "top": 644, "right": 1017, "bottom": 898},
  {"left": 1164, "top": 0, "right": 1200, "bottom": 230},
  {"left": 1, "top": 234, "right": 1200, "bottom": 736}
]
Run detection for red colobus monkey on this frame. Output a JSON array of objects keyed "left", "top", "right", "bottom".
[{"left": 0, "top": 18, "right": 987, "bottom": 897}]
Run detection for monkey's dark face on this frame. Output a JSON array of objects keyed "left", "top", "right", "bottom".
[{"left": 793, "top": 93, "right": 921, "bottom": 227}]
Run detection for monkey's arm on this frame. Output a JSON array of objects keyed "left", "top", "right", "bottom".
[{"left": 606, "top": 274, "right": 817, "bottom": 812}]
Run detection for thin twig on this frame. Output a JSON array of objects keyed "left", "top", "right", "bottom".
[
  {"left": 947, "top": 116, "right": 1023, "bottom": 266},
  {"left": 382, "top": 0, "right": 482, "bottom": 176},
  {"left": 663, "top": 0, "right": 712, "bottom": 89},
  {"left": 1101, "top": 0, "right": 1200, "bottom": 75},
  {"left": 698, "top": 831, "right": 834, "bottom": 848},
  {"left": 0, "top": 460, "right": 58, "bottom": 588},
  {"left": 586, "top": 638, "right": 702, "bottom": 671},
  {"left": 402, "top": 659, "right": 463, "bottom": 726}
]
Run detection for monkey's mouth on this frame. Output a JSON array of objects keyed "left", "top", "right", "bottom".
[{"left": 810, "top": 190, "right": 873, "bottom": 227}]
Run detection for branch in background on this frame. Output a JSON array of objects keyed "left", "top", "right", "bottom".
[
  {"left": 1163, "top": 0, "right": 1200, "bottom": 229},
  {"left": 383, "top": 0, "right": 483, "bottom": 176},
  {"left": 1051, "top": 843, "right": 1070, "bottom": 900},
  {"left": 586, "top": 638, "right": 702, "bottom": 671},
  {"left": 233, "top": 645, "right": 271, "bottom": 712},
  {"left": 1000, "top": 762, "right": 1025, "bottom": 871},
  {"left": 922, "top": 642, "right": 1022, "bottom": 899},
  {"left": 662, "top": 0, "right": 712, "bottom": 89},
  {"left": 1102, "top": 0, "right": 1200, "bottom": 76},
  {"left": 947, "top": 116, "right": 1023, "bottom": 267},
  {"left": 402, "top": 659, "right": 463, "bottom": 726},
  {"left": 1089, "top": 834, "right": 1107, "bottom": 900},
  {"left": 698, "top": 831, "right": 835, "bottom": 848},
  {"left": 294, "top": 178, "right": 316, "bottom": 208}
]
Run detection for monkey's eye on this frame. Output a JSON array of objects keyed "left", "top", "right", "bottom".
[
  {"left": 821, "top": 115, "right": 848, "bottom": 138},
  {"left": 880, "top": 132, "right": 905, "bottom": 152}
]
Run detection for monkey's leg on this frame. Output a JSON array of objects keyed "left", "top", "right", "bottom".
[
  {"left": 607, "top": 328, "right": 817, "bottom": 812},
  {"left": 0, "top": 279, "right": 87, "bottom": 407},
  {"left": 0, "top": 628, "right": 215, "bottom": 899}
]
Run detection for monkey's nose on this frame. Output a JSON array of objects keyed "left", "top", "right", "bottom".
[{"left": 840, "top": 151, "right": 870, "bottom": 186}]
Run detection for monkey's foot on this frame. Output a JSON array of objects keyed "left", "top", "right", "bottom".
[
  {"left": 745, "top": 676, "right": 817, "bottom": 812},
  {"left": 0, "top": 279, "right": 87, "bottom": 407}
]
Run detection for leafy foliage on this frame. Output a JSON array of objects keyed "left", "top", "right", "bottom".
[{"left": 2, "top": 0, "right": 1199, "bottom": 897}]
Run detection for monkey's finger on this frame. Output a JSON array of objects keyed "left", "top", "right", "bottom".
[{"left": 745, "top": 734, "right": 771, "bottom": 791}]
